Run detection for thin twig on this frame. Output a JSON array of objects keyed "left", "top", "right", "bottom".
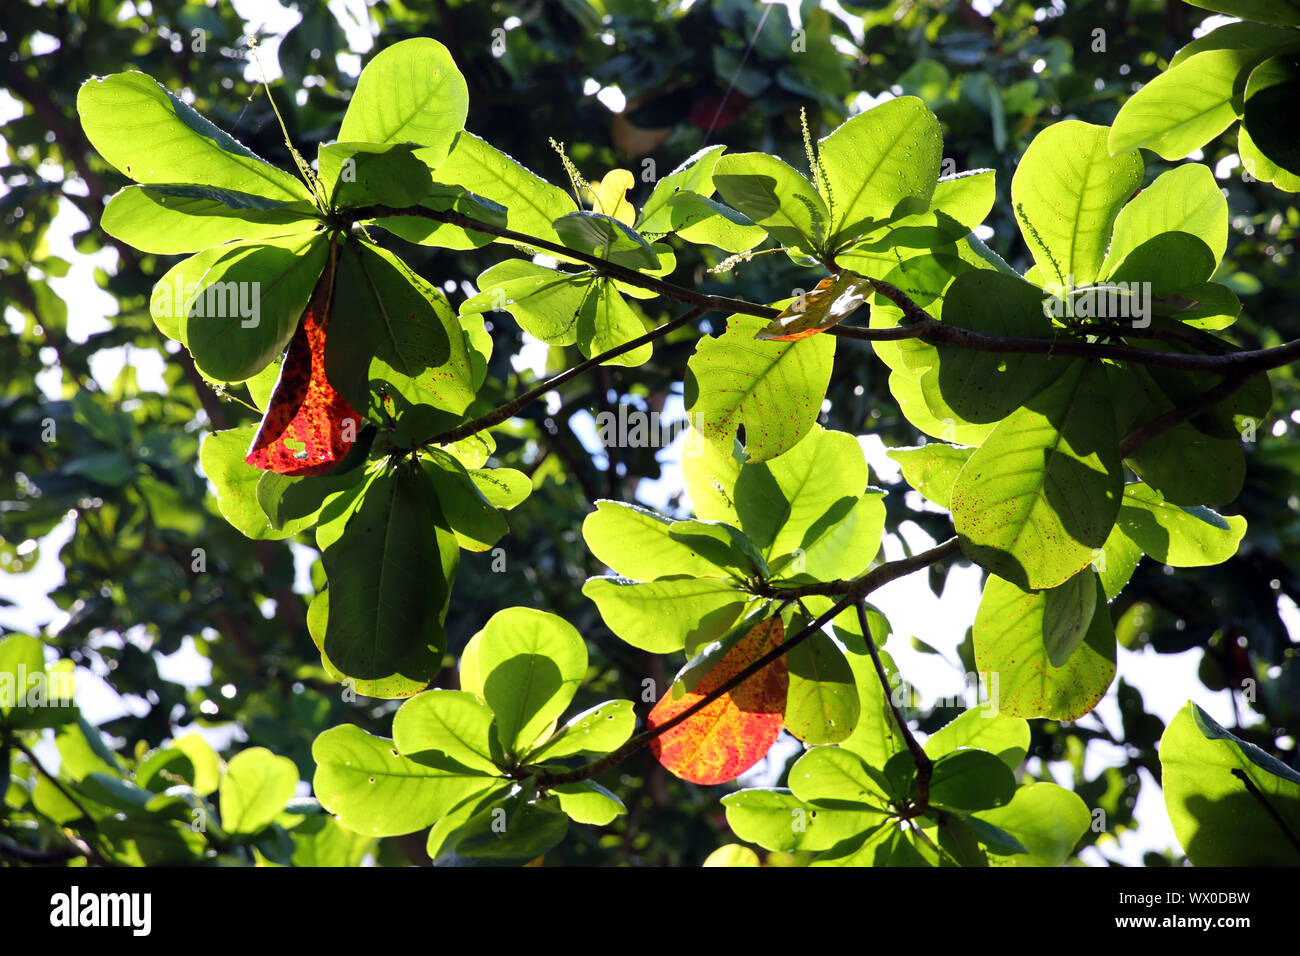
[
  {"left": 1230, "top": 768, "right": 1300, "bottom": 857},
  {"left": 1119, "top": 374, "right": 1254, "bottom": 457},
  {"left": 422, "top": 307, "right": 705, "bottom": 447},
  {"left": 532, "top": 537, "right": 961, "bottom": 787},
  {"left": 857, "top": 600, "right": 932, "bottom": 815}
]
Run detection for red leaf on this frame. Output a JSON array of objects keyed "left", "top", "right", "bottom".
[
  {"left": 245, "top": 264, "right": 361, "bottom": 476},
  {"left": 648, "top": 617, "right": 788, "bottom": 785}
]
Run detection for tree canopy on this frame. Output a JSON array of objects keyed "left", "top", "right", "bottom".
[{"left": 2, "top": 0, "right": 1299, "bottom": 871}]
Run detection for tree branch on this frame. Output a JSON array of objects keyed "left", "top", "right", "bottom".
[
  {"left": 353, "top": 205, "right": 1300, "bottom": 381},
  {"left": 421, "top": 306, "right": 705, "bottom": 447},
  {"left": 1119, "top": 374, "right": 1254, "bottom": 457},
  {"left": 531, "top": 537, "right": 961, "bottom": 788}
]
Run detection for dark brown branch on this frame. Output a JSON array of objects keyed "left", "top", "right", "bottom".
[
  {"left": 347, "top": 204, "right": 776, "bottom": 320},
  {"left": 355, "top": 205, "right": 1300, "bottom": 380},
  {"left": 532, "top": 537, "right": 961, "bottom": 788},
  {"left": 1119, "top": 374, "right": 1254, "bottom": 457}
]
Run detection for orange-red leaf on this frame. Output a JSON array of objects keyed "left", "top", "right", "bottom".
[
  {"left": 754, "top": 271, "right": 871, "bottom": 341},
  {"left": 648, "top": 617, "right": 788, "bottom": 785},
  {"left": 245, "top": 263, "right": 361, "bottom": 476}
]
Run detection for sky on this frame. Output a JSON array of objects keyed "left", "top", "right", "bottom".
[{"left": 1, "top": 0, "right": 1290, "bottom": 866}]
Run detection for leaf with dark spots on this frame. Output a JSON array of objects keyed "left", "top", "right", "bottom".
[
  {"left": 648, "top": 617, "right": 788, "bottom": 784},
  {"left": 246, "top": 256, "right": 363, "bottom": 476}
]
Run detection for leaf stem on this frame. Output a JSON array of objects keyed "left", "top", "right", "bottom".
[
  {"left": 420, "top": 306, "right": 705, "bottom": 448},
  {"left": 856, "top": 599, "right": 932, "bottom": 816},
  {"left": 1230, "top": 768, "right": 1300, "bottom": 857}
]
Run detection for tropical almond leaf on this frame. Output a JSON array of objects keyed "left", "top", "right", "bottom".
[
  {"left": 648, "top": 617, "right": 788, "bottom": 785},
  {"left": 245, "top": 252, "right": 364, "bottom": 476},
  {"left": 754, "top": 271, "right": 872, "bottom": 341}
]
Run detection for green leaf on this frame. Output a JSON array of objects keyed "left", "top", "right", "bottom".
[
  {"left": 659, "top": 193, "right": 766, "bottom": 252},
  {"left": 1013, "top": 120, "right": 1143, "bottom": 287},
  {"left": 461, "top": 261, "right": 591, "bottom": 347},
  {"left": 1160, "top": 701, "right": 1300, "bottom": 866},
  {"left": 433, "top": 131, "right": 577, "bottom": 247},
  {"left": 553, "top": 211, "right": 660, "bottom": 269},
  {"left": 290, "top": 815, "right": 375, "bottom": 867},
  {"left": 469, "top": 468, "right": 532, "bottom": 511},
  {"left": 312, "top": 724, "right": 495, "bottom": 837},
  {"left": 1100, "top": 164, "right": 1229, "bottom": 276},
  {"left": 529, "top": 700, "right": 636, "bottom": 761},
  {"left": 1097, "top": 520, "right": 1144, "bottom": 599},
  {"left": 183, "top": 231, "right": 328, "bottom": 384},
  {"left": 172, "top": 734, "right": 222, "bottom": 796},
  {"left": 255, "top": 439, "right": 369, "bottom": 532},
  {"left": 1042, "top": 568, "right": 1098, "bottom": 668},
  {"left": 712, "top": 152, "right": 829, "bottom": 256},
  {"left": 318, "top": 141, "right": 433, "bottom": 209},
  {"left": 785, "top": 629, "right": 859, "bottom": 744},
  {"left": 582, "top": 500, "right": 732, "bottom": 580},
  {"left": 473, "top": 608, "right": 587, "bottom": 757},
  {"left": 219, "top": 747, "right": 299, "bottom": 836},
  {"left": 577, "top": 278, "right": 653, "bottom": 367},
  {"left": 328, "top": 240, "right": 477, "bottom": 444},
  {"left": 101, "top": 185, "right": 315, "bottom": 254},
  {"left": 887, "top": 443, "right": 973, "bottom": 510},
  {"left": 201, "top": 426, "right": 321, "bottom": 539},
  {"left": 681, "top": 428, "right": 744, "bottom": 526},
  {"left": 972, "top": 782, "right": 1090, "bottom": 866},
  {"left": 551, "top": 781, "right": 626, "bottom": 825},
  {"left": 732, "top": 425, "right": 864, "bottom": 554},
  {"left": 636, "top": 145, "right": 726, "bottom": 234},
  {"left": 421, "top": 451, "right": 509, "bottom": 552},
  {"left": 440, "top": 787, "right": 569, "bottom": 863},
  {"left": 149, "top": 245, "right": 232, "bottom": 342},
  {"left": 952, "top": 361, "right": 1123, "bottom": 590},
  {"left": 685, "top": 314, "right": 835, "bottom": 462},
  {"left": 391, "top": 689, "right": 502, "bottom": 776},
  {"left": 817, "top": 95, "right": 943, "bottom": 246},
  {"left": 337, "top": 38, "right": 468, "bottom": 170},
  {"left": 1242, "top": 57, "right": 1300, "bottom": 177},
  {"left": 0, "top": 635, "right": 73, "bottom": 728},
  {"left": 923, "top": 271, "right": 1064, "bottom": 424},
  {"left": 924, "top": 710, "right": 1030, "bottom": 771},
  {"left": 813, "top": 601, "right": 908, "bottom": 768},
  {"left": 722, "top": 788, "right": 884, "bottom": 852},
  {"left": 1183, "top": 1, "right": 1300, "bottom": 28},
  {"left": 1109, "top": 49, "right": 1266, "bottom": 160},
  {"left": 372, "top": 182, "right": 508, "bottom": 249},
  {"left": 931, "top": 169, "right": 996, "bottom": 233},
  {"left": 582, "top": 576, "right": 748, "bottom": 654},
  {"left": 666, "top": 519, "right": 768, "bottom": 578},
  {"left": 703, "top": 844, "right": 761, "bottom": 866},
  {"left": 973, "top": 571, "right": 1116, "bottom": 720},
  {"left": 927, "top": 749, "right": 1016, "bottom": 812},
  {"left": 77, "top": 71, "right": 310, "bottom": 202},
  {"left": 789, "top": 746, "right": 892, "bottom": 812},
  {"left": 1112, "top": 365, "right": 1245, "bottom": 506},
  {"left": 1116, "top": 482, "right": 1247, "bottom": 567},
  {"left": 1105, "top": 231, "right": 1218, "bottom": 298},
  {"left": 319, "top": 463, "right": 458, "bottom": 697}
]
